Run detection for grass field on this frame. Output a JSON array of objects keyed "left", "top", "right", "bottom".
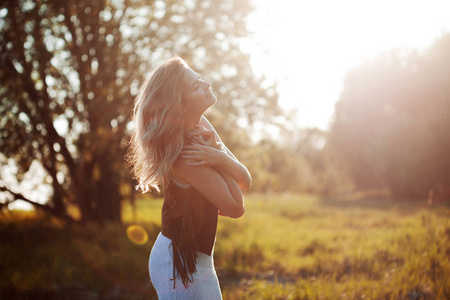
[{"left": 1, "top": 193, "right": 449, "bottom": 299}]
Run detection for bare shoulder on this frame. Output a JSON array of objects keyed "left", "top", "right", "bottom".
[
  {"left": 172, "top": 157, "right": 218, "bottom": 185},
  {"left": 200, "top": 116, "right": 214, "bottom": 129},
  {"left": 170, "top": 158, "right": 192, "bottom": 185},
  {"left": 172, "top": 157, "right": 196, "bottom": 176}
]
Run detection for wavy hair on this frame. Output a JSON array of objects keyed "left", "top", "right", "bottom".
[{"left": 127, "top": 57, "right": 187, "bottom": 192}]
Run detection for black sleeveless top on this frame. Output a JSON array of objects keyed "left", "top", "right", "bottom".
[{"left": 161, "top": 179, "right": 218, "bottom": 288}]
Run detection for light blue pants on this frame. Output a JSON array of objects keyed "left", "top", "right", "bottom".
[{"left": 149, "top": 233, "right": 222, "bottom": 299}]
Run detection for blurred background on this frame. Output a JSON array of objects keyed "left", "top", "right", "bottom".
[{"left": 1, "top": 0, "right": 449, "bottom": 299}]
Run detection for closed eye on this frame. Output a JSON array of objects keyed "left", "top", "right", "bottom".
[{"left": 192, "top": 76, "right": 200, "bottom": 90}]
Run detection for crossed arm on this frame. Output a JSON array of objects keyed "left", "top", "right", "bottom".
[
  {"left": 181, "top": 116, "right": 252, "bottom": 190},
  {"left": 172, "top": 116, "right": 251, "bottom": 218}
]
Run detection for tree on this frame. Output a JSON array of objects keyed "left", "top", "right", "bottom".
[
  {"left": 0, "top": 0, "right": 280, "bottom": 222},
  {"left": 328, "top": 34, "right": 450, "bottom": 199},
  {"left": 241, "top": 125, "right": 352, "bottom": 196}
]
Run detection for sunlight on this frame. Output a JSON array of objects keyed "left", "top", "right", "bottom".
[
  {"left": 0, "top": 159, "right": 52, "bottom": 211},
  {"left": 246, "top": 0, "right": 450, "bottom": 129}
]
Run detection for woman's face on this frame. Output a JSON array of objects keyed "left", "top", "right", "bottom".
[{"left": 182, "top": 67, "right": 217, "bottom": 117}]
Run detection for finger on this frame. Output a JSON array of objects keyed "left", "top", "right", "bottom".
[
  {"left": 183, "top": 158, "right": 200, "bottom": 163},
  {"left": 181, "top": 144, "right": 202, "bottom": 152},
  {"left": 182, "top": 145, "right": 202, "bottom": 150},
  {"left": 201, "top": 130, "right": 214, "bottom": 138},
  {"left": 191, "top": 135, "right": 209, "bottom": 146},
  {"left": 181, "top": 149, "right": 200, "bottom": 154},
  {"left": 194, "top": 124, "right": 207, "bottom": 130},
  {"left": 187, "top": 160, "right": 205, "bottom": 166},
  {"left": 181, "top": 154, "right": 203, "bottom": 160},
  {"left": 183, "top": 145, "right": 204, "bottom": 150},
  {"left": 188, "top": 134, "right": 202, "bottom": 141},
  {"left": 182, "top": 149, "right": 205, "bottom": 155},
  {"left": 193, "top": 136, "right": 209, "bottom": 146},
  {"left": 188, "top": 128, "right": 206, "bottom": 137},
  {"left": 188, "top": 131, "right": 201, "bottom": 138},
  {"left": 181, "top": 154, "right": 204, "bottom": 160},
  {"left": 191, "top": 131, "right": 212, "bottom": 142}
]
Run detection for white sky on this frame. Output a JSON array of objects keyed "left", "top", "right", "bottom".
[{"left": 244, "top": 0, "right": 450, "bottom": 130}]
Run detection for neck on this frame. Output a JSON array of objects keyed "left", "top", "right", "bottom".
[{"left": 183, "top": 114, "right": 202, "bottom": 135}]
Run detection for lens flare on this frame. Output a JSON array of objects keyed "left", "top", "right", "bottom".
[{"left": 126, "top": 225, "right": 149, "bottom": 245}]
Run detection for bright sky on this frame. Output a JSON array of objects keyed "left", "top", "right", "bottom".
[{"left": 244, "top": 0, "right": 450, "bottom": 130}]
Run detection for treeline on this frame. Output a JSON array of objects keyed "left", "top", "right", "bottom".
[
  {"left": 329, "top": 35, "right": 450, "bottom": 200},
  {"left": 1, "top": 0, "right": 449, "bottom": 224},
  {"left": 236, "top": 127, "right": 353, "bottom": 196},
  {"left": 244, "top": 34, "right": 450, "bottom": 200}
]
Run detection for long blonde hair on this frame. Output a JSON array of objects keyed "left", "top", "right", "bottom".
[{"left": 128, "top": 57, "right": 187, "bottom": 192}]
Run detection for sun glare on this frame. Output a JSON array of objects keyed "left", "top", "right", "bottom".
[
  {"left": 126, "top": 224, "right": 149, "bottom": 245},
  {"left": 245, "top": 0, "right": 450, "bottom": 129}
]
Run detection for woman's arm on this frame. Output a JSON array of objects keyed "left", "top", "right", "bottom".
[
  {"left": 181, "top": 116, "right": 252, "bottom": 190},
  {"left": 214, "top": 167, "right": 244, "bottom": 217},
  {"left": 214, "top": 150, "right": 252, "bottom": 190},
  {"left": 172, "top": 159, "right": 244, "bottom": 218},
  {"left": 199, "top": 116, "right": 237, "bottom": 159}
]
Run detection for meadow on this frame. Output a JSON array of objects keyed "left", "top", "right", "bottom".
[{"left": 1, "top": 193, "right": 449, "bottom": 299}]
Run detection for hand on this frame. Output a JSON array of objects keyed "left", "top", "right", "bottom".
[
  {"left": 188, "top": 125, "right": 223, "bottom": 150},
  {"left": 181, "top": 142, "right": 227, "bottom": 167}
]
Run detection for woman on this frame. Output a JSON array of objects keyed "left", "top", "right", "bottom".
[{"left": 128, "top": 57, "right": 251, "bottom": 299}]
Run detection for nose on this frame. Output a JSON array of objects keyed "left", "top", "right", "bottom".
[{"left": 202, "top": 79, "right": 211, "bottom": 89}]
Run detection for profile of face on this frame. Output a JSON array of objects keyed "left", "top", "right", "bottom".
[{"left": 181, "top": 67, "right": 217, "bottom": 118}]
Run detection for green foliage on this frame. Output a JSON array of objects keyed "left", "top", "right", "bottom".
[
  {"left": 0, "top": 0, "right": 280, "bottom": 222},
  {"left": 2, "top": 194, "right": 449, "bottom": 298},
  {"left": 244, "top": 128, "right": 353, "bottom": 195},
  {"left": 329, "top": 34, "right": 450, "bottom": 199}
]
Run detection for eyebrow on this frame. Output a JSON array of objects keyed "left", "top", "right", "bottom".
[{"left": 191, "top": 76, "right": 200, "bottom": 89}]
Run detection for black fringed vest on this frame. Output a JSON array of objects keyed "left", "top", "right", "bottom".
[{"left": 161, "top": 179, "right": 219, "bottom": 288}]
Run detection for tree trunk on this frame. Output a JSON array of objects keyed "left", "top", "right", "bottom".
[
  {"left": 76, "top": 152, "right": 122, "bottom": 224},
  {"left": 96, "top": 156, "right": 121, "bottom": 223}
]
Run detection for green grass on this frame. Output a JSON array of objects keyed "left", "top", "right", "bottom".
[
  {"left": 1, "top": 193, "right": 449, "bottom": 299},
  {"left": 215, "top": 194, "right": 450, "bottom": 299}
]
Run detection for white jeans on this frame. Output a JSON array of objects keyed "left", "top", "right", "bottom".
[{"left": 149, "top": 233, "right": 222, "bottom": 300}]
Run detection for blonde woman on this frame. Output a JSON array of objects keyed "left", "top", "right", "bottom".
[{"left": 128, "top": 57, "right": 251, "bottom": 299}]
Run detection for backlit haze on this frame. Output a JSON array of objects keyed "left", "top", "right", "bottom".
[
  {"left": 4, "top": 0, "right": 450, "bottom": 211},
  {"left": 243, "top": 0, "right": 450, "bottom": 130}
]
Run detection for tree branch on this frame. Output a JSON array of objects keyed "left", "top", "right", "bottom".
[
  {"left": 0, "top": 185, "right": 51, "bottom": 211},
  {"left": 0, "top": 185, "right": 74, "bottom": 223}
]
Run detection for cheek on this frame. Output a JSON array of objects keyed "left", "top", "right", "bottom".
[
  {"left": 187, "top": 91, "right": 203, "bottom": 103},
  {"left": 182, "top": 92, "right": 201, "bottom": 112}
]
